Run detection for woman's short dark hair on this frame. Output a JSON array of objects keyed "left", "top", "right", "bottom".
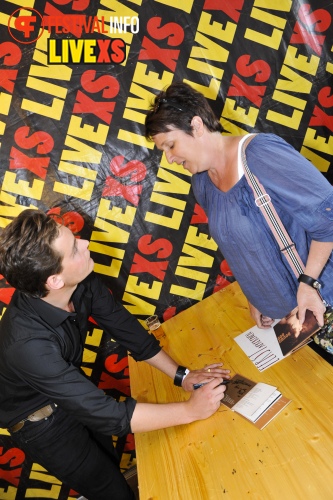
[
  {"left": 0, "top": 209, "right": 63, "bottom": 298},
  {"left": 145, "top": 81, "right": 223, "bottom": 140}
]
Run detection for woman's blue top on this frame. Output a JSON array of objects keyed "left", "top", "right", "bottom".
[{"left": 192, "top": 133, "right": 333, "bottom": 318}]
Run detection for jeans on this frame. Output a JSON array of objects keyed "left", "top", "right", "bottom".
[{"left": 10, "top": 405, "right": 135, "bottom": 500}]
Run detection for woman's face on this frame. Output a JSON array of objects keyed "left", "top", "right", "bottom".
[{"left": 153, "top": 125, "right": 205, "bottom": 175}]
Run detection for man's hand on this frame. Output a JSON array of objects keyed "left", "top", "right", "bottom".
[
  {"left": 181, "top": 363, "right": 230, "bottom": 392},
  {"left": 131, "top": 377, "right": 226, "bottom": 432},
  {"left": 185, "top": 378, "right": 226, "bottom": 420}
]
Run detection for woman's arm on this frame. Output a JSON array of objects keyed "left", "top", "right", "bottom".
[
  {"left": 247, "top": 301, "right": 274, "bottom": 329},
  {"left": 249, "top": 241, "right": 333, "bottom": 327},
  {"left": 297, "top": 240, "right": 333, "bottom": 325}
]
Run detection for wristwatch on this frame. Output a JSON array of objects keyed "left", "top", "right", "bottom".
[
  {"left": 174, "top": 366, "right": 190, "bottom": 387},
  {"left": 298, "top": 273, "right": 322, "bottom": 290}
]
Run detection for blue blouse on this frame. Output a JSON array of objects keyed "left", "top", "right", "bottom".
[{"left": 192, "top": 133, "right": 333, "bottom": 318}]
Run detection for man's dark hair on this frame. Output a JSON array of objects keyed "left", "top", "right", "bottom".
[
  {"left": 145, "top": 81, "right": 223, "bottom": 140},
  {"left": 0, "top": 209, "right": 62, "bottom": 298}
]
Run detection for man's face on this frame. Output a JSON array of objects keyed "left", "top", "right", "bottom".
[{"left": 52, "top": 225, "right": 94, "bottom": 287}]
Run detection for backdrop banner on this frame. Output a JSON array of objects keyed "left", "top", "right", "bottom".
[{"left": 0, "top": 1, "right": 332, "bottom": 498}]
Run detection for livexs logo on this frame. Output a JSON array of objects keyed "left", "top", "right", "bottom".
[
  {"left": 48, "top": 38, "right": 126, "bottom": 64},
  {"left": 7, "top": 7, "right": 140, "bottom": 65}
]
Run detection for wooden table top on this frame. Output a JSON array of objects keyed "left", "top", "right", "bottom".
[{"left": 129, "top": 282, "right": 333, "bottom": 500}]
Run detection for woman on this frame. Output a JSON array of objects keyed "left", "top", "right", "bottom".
[{"left": 145, "top": 81, "right": 333, "bottom": 333}]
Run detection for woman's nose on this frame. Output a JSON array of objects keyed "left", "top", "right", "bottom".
[{"left": 165, "top": 150, "right": 174, "bottom": 164}]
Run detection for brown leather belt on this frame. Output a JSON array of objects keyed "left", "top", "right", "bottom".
[{"left": 8, "top": 404, "right": 57, "bottom": 433}]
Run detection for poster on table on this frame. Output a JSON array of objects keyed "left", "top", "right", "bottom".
[{"left": 0, "top": 1, "right": 332, "bottom": 498}]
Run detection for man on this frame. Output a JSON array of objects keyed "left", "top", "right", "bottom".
[{"left": 0, "top": 209, "right": 229, "bottom": 500}]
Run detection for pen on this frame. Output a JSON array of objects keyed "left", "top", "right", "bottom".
[{"left": 193, "top": 380, "right": 230, "bottom": 390}]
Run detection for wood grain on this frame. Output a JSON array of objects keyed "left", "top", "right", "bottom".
[{"left": 129, "top": 282, "right": 333, "bottom": 500}]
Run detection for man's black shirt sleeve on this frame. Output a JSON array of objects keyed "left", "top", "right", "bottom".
[
  {"left": 85, "top": 273, "right": 161, "bottom": 361},
  {"left": 0, "top": 272, "right": 161, "bottom": 434}
]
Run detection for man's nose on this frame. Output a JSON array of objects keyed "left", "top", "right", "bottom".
[{"left": 80, "top": 239, "right": 89, "bottom": 249}]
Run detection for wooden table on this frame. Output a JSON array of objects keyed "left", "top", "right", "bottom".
[{"left": 129, "top": 282, "right": 333, "bottom": 499}]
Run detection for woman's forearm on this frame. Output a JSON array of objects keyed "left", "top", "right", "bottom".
[{"left": 304, "top": 240, "right": 333, "bottom": 279}]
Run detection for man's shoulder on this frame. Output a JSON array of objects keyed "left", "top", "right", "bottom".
[
  {"left": 1, "top": 290, "right": 32, "bottom": 320},
  {"left": 0, "top": 293, "right": 40, "bottom": 347},
  {"left": 76, "top": 271, "right": 115, "bottom": 307},
  {"left": 0, "top": 291, "right": 53, "bottom": 334}
]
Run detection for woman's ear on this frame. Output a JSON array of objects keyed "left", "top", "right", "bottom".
[
  {"left": 46, "top": 274, "right": 64, "bottom": 291},
  {"left": 191, "top": 116, "right": 204, "bottom": 137}
]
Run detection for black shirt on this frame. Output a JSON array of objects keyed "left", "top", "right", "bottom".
[{"left": 0, "top": 272, "right": 161, "bottom": 435}]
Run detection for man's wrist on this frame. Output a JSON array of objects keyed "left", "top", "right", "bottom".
[
  {"left": 181, "top": 368, "right": 190, "bottom": 386},
  {"left": 174, "top": 366, "right": 190, "bottom": 387}
]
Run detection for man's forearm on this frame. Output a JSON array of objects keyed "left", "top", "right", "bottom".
[
  {"left": 144, "top": 349, "right": 178, "bottom": 379},
  {"left": 130, "top": 401, "right": 192, "bottom": 432},
  {"left": 130, "top": 377, "right": 225, "bottom": 433}
]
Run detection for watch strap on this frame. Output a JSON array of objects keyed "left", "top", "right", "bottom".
[
  {"left": 174, "top": 366, "right": 189, "bottom": 387},
  {"left": 298, "top": 273, "right": 322, "bottom": 290}
]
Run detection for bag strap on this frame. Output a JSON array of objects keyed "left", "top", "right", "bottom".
[
  {"left": 240, "top": 135, "right": 327, "bottom": 308},
  {"left": 240, "top": 135, "right": 305, "bottom": 278}
]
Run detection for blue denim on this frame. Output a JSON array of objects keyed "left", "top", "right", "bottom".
[{"left": 10, "top": 405, "right": 135, "bottom": 500}]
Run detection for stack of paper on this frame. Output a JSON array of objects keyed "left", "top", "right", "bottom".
[{"left": 221, "top": 374, "right": 291, "bottom": 429}]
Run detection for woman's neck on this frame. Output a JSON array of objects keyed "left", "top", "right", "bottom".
[{"left": 207, "top": 135, "right": 242, "bottom": 192}]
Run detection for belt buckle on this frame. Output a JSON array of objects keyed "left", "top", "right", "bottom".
[
  {"left": 9, "top": 403, "right": 56, "bottom": 433},
  {"left": 10, "top": 421, "right": 25, "bottom": 433},
  {"left": 28, "top": 404, "right": 54, "bottom": 422}
]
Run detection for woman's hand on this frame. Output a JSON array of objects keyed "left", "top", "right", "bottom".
[
  {"left": 297, "top": 282, "right": 326, "bottom": 327},
  {"left": 298, "top": 240, "right": 333, "bottom": 326},
  {"left": 248, "top": 301, "right": 274, "bottom": 329},
  {"left": 182, "top": 363, "right": 230, "bottom": 392}
]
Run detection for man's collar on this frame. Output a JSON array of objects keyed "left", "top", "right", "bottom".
[
  {"left": 26, "top": 294, "right": 77, "bottom": 328},
  {"left": 17, "top": 274, "right": 91, "bottom": 327}
]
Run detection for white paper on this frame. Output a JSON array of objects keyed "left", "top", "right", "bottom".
[
  {"left": 249, "top": 390, "right": 282, "bottom": 422},
  {"left": 234, "top": 321, "right": 283, "bottom": 372},
  {"left": 232, "top": 382, "right": 278, "bottom": 418}
]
